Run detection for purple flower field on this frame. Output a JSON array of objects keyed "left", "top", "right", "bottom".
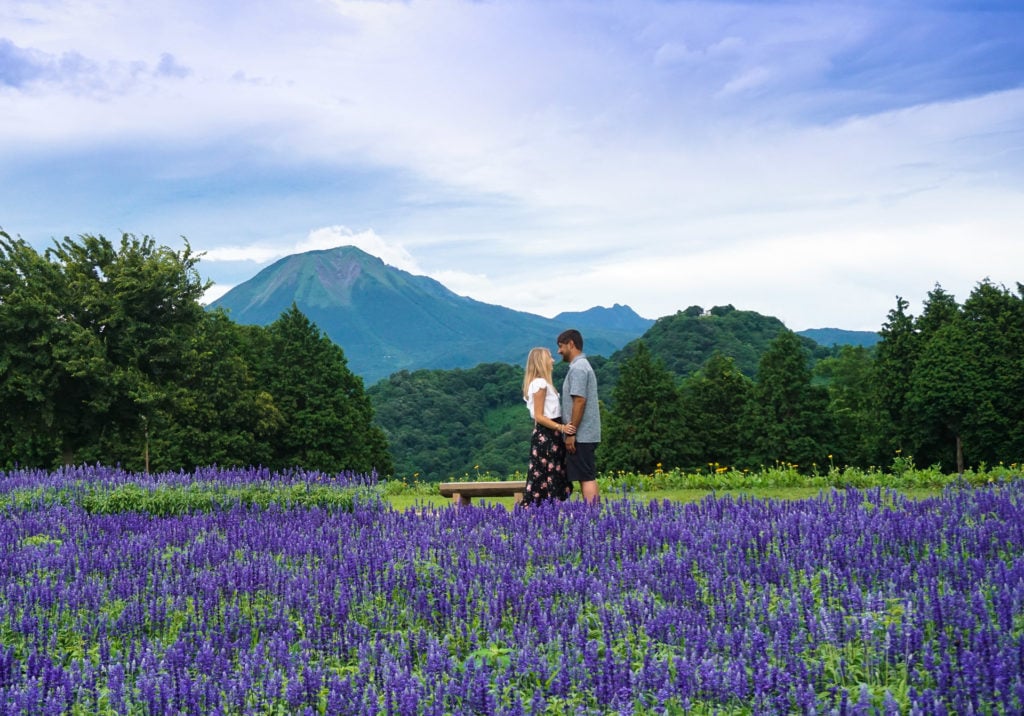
[{"left": 2, "top": 467, "right": 1023, "bottom": 714}]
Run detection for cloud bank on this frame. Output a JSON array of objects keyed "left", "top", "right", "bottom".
[{"left": 2, "top": 0, "right": 1022, "bottom": 330}]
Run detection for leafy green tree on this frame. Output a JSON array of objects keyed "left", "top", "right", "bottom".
[
  {"left": 815, "top": 345, "right": 877, "bottom": 468},
  {"left": 958, "top": 281, "right": 1024, "bottom": 466},
  {"left": 915, "top": 284, "right": 959, "bottom": 339},
  {"left": 906, "top": 281, "right": 1024, "bottom": 472},
  {"left": 677, "top": 353, "right": 754, "bottom": 469},
  {"left": 905, "top": 317, "right": 975, "bottom": 473},
  {"left": 0, "top": 232, "right": 68, "bottom": 466},
  {"left": 248, "top": 306, "right": 391, "bottom": 474},
  {"left": 742, "top": 330, "right": 833, "bottom": 470},
  {"left": 602, "top": 342, "right": 684, "bottom": 473},
  {"left": 0, "top": 232, "right": 207, "bottom": 468},
  {"left": 147, "top": 311, "right": 281, "bottom": 471}
]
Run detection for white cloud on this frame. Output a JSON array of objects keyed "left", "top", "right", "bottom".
[
  {"left": 718, "top": 66, "right": 775, "bottom": 97},
  {"left": 301, "top": 227, "right": 422, "bottom": 273},
  {"left": 200, "top": 225, "right": 422, "bottom": 271},
  {"left": 2, "top": 0, "right": 1022, "bottom": 333},
  {"left": 200, "top": 283, "right": 233, "bottom": 305}
]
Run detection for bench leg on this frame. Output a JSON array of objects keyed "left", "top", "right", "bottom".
[
  {"left": 451, "top": 492, "right": 471, "bottom": 507},
  {"left": 513, "top": 491, "right": 523, "bottom": 504}
]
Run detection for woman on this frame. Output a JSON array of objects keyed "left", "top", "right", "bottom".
[{"left": 522, "top": 347, "right": 574, "bottom": 505}]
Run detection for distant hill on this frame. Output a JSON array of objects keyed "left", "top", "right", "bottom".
[
  {"left": 555, "top": 304, "right": 655, "bottom": 335},
  {"left": 797, "top": 327, "right": 880, "bottom": 348},
  {"left": 599, "top": 304, "right": 829, "bottom": 400},
  {"left": 208, "top": 246, "right": 651, "bottom": 384}
]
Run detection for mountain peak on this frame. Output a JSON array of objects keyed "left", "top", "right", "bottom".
[
  {"left": 215, "top": 245, "right": 413, "bottom": 313},
  {"left": 209, "top": 245, "right": 644, "bottom": 383},
  {"left": 554, "top": 303, "right": 654, "bottom": 333}
]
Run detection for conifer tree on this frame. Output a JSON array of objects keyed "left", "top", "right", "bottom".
[
  {"left": 742, "top": 330, "right": 833, "bottom": 470},
  {"left": 250, "top": 305, "right": 392, "bottom": 474},
  {"left": 678, "top": 352, "right": 754, "bottom": 469},
  {"left": 816, "top": 345, "right": 877, "bottom": 468},
  {"left": 602, "top": 341, "right": 684, "bottom": 473}
]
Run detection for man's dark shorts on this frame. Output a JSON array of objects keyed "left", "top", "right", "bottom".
[{"left": 567, "top": 443, "right": 597, "bottom": 483}]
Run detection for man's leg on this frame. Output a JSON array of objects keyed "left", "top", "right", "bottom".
[{"left": 567, "top": 443, "right": 599, "bottom": 504}]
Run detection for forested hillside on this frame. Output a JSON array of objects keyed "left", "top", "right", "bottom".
[
  {"left": 371, "top": 289, "right": 1024, "bottom": 480},
  {"left": 607, "top": 304, "right": 830, "bottom": 383}
]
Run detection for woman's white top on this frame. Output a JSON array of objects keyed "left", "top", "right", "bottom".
[{"left": 525, "top": 377, "right": 561, "bottom": 421}]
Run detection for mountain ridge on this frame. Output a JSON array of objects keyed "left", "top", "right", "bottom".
[
  {"left": 209, "top": 245, "right": 879, "bottom": 383},
  {"left": 209, "top": 246, "right": 654, "bottom": 383}
]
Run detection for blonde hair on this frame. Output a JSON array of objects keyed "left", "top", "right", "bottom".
[{"left": 522, "top": 347, "right": 556, "bottom": 398}]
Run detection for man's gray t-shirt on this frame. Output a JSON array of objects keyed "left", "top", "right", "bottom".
[{"left": 561, "top": 354, "right": 601, "bottom": 443}]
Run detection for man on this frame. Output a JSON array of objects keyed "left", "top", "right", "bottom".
[{"left": 556, "top": 329, "right": 600, "bottom": 504}]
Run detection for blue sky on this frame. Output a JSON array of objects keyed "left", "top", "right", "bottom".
[{"left": 2, "top": 0, "right": 1022, "bottom": 331}]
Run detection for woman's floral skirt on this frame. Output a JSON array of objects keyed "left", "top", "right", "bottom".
[{"left": 524, "top": 424, "right": 573, "bottom": 505}]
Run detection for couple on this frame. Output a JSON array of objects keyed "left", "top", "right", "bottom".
[{"left": 521, "top": 329, "right": 600, "bottom": 506}]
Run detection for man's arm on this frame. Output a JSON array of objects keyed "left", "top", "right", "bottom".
[{"left": 565, "top": 395, "right": 586, "bottom": 452}]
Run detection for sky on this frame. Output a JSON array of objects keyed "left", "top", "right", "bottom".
[{"left": 2, "top": 0, "right": 1023, "bottom": 332}]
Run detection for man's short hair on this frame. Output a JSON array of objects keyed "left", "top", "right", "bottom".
[{"left": 557, "top": 329, "right": 583, "bottom": 351}]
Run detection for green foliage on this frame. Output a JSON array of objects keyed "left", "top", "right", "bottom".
[
  {"left": 872, "top": 296, "right": 919, "bottom": 459},
  {"left": 903, "top": 281, "right": 1024, "bottom": 472},
  {"left": 677, "top": 353, "right": 754, "bottom": 468},
  {"left": 77, "top": 482, "right": 368, "bottom": 515},
  {"left": 742, "top": 330, "right": 834, "bottom": 470},
  {"left": 815, "top": 345, "right": 878, "bottom": 467},
  {"left": 0, "top": 231, "right": 208, "bottom": 468},
  {"left": 372, "top": 460, "right": 1020, "bottom": 498},
  {"left": 148, "top": 310, "right": 280, "bottom": 470},
  {"left": 247, "top": 305, "right": 392, "bottom": 474},
  {"left": 369, "top": 362, "right": 528, "bottom": 479},
  {"left": 602, "top": 342, "right": 685, "bottom": 473},
  {"left": 611, "top": 305, "right": 822, "bottom": 383},
  {"left": 0, "top": 232, "right": 392, "bottom": 474}
]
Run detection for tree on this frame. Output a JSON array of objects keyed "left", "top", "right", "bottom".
[
  {"left": 0, "top": 232, "right": 208, "bottom": 468},
  {"left": 906, "top": 281, "right": 1024, "bottom": 472},
  {"left": 678, "top": 353, "right": 754, "bottom": 468},
  {"left": 0, "top": 232, "right": 68, "bottom": 466},
  {"left": 815, "top": 345, "right": 877, "bottom": 468},
  {"left": 249, "top": 306, "right": 391, "bottom": 474},
  {"left": 872, "top": 296, "right": 919, "bottom": 461},
  {"left": 602, "top": 342, "right": 684, "bottom": 473},
  {"left": 742, "top": 330, "right": 833, "bottom": 470},
  {"left": 957, "top": 281, "right": 1024, "bottom": 466},
  {"left": 147, "top": 311, "right": 281, "bottom": 471}
]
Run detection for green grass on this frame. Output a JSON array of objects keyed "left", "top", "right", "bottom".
[{"left": 383, "top": 486, "right": 944, "bottom": 511}]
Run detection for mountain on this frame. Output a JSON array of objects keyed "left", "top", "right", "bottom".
[
  {"left": 796, "top": 327, "right": 880, "bottom": 348},
  {"left": 208, "top": 246, "right": 651, "bottom": 384},
  {"left": 555, "top": 303, "right": 654, "bottom": 337},
  {"left": 603, "top": 304, "right": 822, "bottom": 384}
]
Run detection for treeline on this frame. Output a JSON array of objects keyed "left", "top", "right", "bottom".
[
  {"left": 5, "top": 229, "right": 1021, "bottom": 481},
  {"left": 600, "top": 283, "right": 1024, "bottom": 474},
  {"left": 372, "top": 286, "right": 1024, "bottom": 479},
  {"left": 0, "top": 231, "right": 391, "bottom": 474}
]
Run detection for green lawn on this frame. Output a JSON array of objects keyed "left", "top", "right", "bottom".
[{"left": 384, "top": 486, "right": 942, "bottom": 511}]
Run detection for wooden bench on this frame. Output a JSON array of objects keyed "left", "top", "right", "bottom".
[{"left": 438, "top": 480, "right": 527, "bottom": 506}]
